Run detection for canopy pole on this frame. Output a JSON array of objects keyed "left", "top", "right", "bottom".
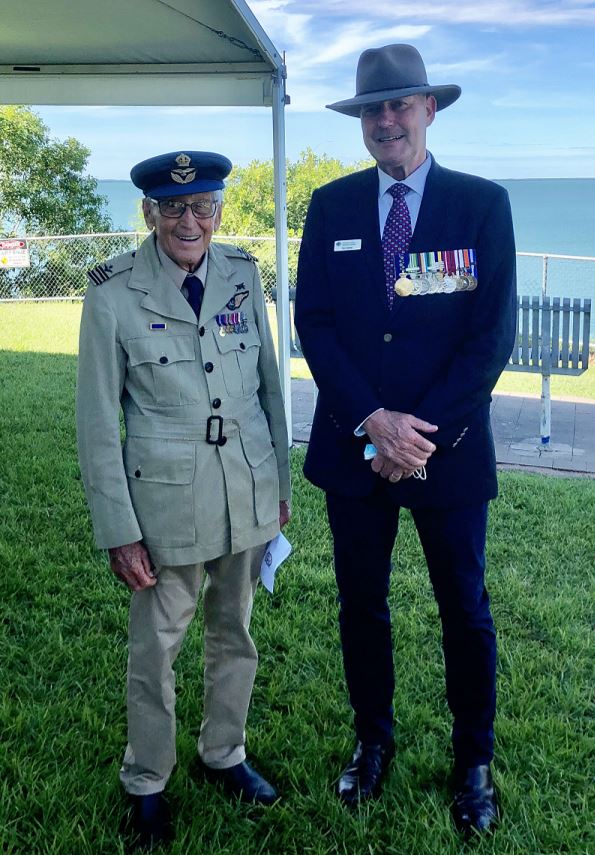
[{"left": 271, "top": 62, "right": 292, "bottom": 442}]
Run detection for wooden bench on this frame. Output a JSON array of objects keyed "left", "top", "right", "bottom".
[{"left": 505, "top": 296, "right": 591, "bottom": 444}]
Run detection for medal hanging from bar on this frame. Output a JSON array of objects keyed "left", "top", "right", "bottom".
[{"left": 394, "top": 250, "right": 413, "bottom": 297}]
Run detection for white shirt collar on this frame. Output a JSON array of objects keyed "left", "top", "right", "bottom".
[
  {"left": 156, "top": 239, "right": 209, "bottom": 289},
  {"left": 377, "top": 153, "right": 432, "bottom": 199}
]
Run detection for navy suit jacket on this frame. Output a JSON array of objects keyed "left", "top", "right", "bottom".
[{"left": 294, "top": 156, "right": 517, "bottom": 507}]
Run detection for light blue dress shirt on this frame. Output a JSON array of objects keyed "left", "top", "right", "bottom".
[{"left": 377, "top": 153, "right": 431, "bottom": 236}]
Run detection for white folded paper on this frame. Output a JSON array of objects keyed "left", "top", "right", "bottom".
[{"left": 260, "top": 532, "right": 292, "bottom": 593}]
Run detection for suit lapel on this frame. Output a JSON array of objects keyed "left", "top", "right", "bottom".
[
  {"left": 410, "top": 157, "right": 447, "bottom": 252},
  {"left": 356, "top": 169, "right": 386, "bottom": 313}
]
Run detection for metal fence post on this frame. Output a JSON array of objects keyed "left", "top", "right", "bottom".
[{"left": 540, "top": 297, "right": 552, "bottom": 446}]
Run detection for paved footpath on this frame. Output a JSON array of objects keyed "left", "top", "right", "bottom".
[{"left": 291, "top": 379, "right": 595, "bottom": 477}]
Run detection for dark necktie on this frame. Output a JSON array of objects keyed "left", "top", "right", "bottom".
[
  {"left": 382, "top": 183, "right": 412, "bottom": 308},
  {"left": 185, "top": 274, "right": 204, "bottom": 318}
]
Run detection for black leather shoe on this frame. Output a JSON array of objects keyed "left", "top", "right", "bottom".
[
  {"left": 201, "top": 759, "right": 279, "bottom": 805},
  {"left": 124, "top": 792, "right": 172, "bottom": 852},
  {"left": 452, "top": 764, "right": 499, "bottom": 835},
  {"left": 336, "top": 739, "right": 395, "bottom": 806}
]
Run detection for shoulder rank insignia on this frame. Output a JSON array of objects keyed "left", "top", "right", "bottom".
[
  {"left": 238, "top": 246, "right": 258, "bottom": 263},
  {"left": 227, "top": 290, "right": 249, "bottom": 310},
  {"left": 87, "top": 250, "right": 135, "bottom": 286},
  {"left": 87, "top": 263, "right": 113, "bottom": 286},
  {"left": 223, "top": 244, "right": 258, "bottom": 263}
]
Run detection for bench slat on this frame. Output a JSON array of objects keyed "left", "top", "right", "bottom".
[
  {"left": 581, "top": 299, "right": 592, "bottom": 370},
  {"left": 560, "top": 298, "right": 571, "bottom": 366},
  {"left": 552, "top": 297, "right": 561, "bottom": 368},
  {"left": 521, "top": 296, "right": 531, "bottom": 366}
]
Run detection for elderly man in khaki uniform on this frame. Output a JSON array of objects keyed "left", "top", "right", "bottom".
[{"left": 76, "top": 150, "right": 290, "bottom": 851}]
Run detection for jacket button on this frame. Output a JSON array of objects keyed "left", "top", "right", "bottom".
[
  {"left": 383, "top": 333, "right": 392, "bottom": 343},
  {"left": 212, "top": 398, "right": 221, "bottom": 409},
  {"left": 134, "top": 469, "right": 141, "bottom": 478},
  {"left": 205, "top": 362, "right": 214, "bottom": 372},
  {"left": 217, "top": 436, "right": 227, "bottom": 446},
  {"left": 159, "top": 355, "right": 168, "bottom": 364},
  {"left": 199, "top": 326, "right": 205, "bottom": 336},
  {"left": 239, "top": 342, "right": 246, "bottom": 350}
]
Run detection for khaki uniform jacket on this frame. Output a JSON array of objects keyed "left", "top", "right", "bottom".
[{"left": 76, "top": 234, "right": 290, "bottom": 566}]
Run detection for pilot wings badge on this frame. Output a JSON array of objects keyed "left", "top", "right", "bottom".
[
  {"left": 227, "top": 290, "right": 249, "bottom": 310},
  {"left": 171, "top": 152, "right": 196, "bottom": 185}
]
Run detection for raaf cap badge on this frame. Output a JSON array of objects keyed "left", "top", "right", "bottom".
[{"left": 171, "top": 153, "right": 196, "bottom": 185}]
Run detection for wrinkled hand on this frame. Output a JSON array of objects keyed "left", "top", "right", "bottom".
[
  {"left": 279, "top": 500, "right": 291, "bottom": 529},
  {"left": 108, "top": 541, "right": 156, "bottom": 592},
  {"left": 363, "top": 410, "right": 438, "bottom": 479},
  {"left": 370, "top": 454, "right": 417, "bottom": 481}
]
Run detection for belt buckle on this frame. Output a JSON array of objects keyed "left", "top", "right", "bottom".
[{"left": 206, "top": 415, "right": 227, "bottom": 446}]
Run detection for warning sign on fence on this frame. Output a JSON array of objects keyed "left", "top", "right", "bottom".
[{"left": 0, "top": 239, "right": 31, "bottom": 269}]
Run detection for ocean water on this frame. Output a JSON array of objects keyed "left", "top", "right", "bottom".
[
  {"left": 98, "top": 176, "right": 595, "bottom": 258},
  {"left": 497, "top": 178, "right": 595, "bottom": 258},
  {"left": 97, "top": 177, "right": 595, "bottom": 324},
  {"left": 99, "top": 180, "right": 144, "bottom": 232}
]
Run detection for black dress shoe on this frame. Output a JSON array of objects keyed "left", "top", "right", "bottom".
[
  {"left": 201, "top": 759, "right": 279, "bottom": 805},
  {"left": 337, "top": 739, "right": 395, "bottom": 806},
  {"left": 124, "top": 792, "right": 172, "bottom": 852},
  {"left": 452, "top": 764, "right": 499, "bottom": 835}
]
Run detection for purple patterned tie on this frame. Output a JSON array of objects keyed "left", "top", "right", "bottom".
[{"left": 382, "top": 183, "right": 412, "bottom": 307}]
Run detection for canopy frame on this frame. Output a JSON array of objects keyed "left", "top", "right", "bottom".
[{"left": 0, "top": 0, "right": 292, "bottom": 435}]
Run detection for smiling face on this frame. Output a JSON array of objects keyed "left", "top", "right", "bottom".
[
  {"left": 361, "top": 94, "right": 437, "bottom": 180},
  {"left": 142, "top": 192, "right": 222, "bottom": 272}
]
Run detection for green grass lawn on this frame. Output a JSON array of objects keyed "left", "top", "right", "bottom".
[
  {"left": 1, "top": 300, "right": 594, "bottom": 400},
  {"left": 0, "top": 301, "right": 594, "bottom": 853}
]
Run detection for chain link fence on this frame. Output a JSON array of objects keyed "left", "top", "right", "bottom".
[
  {"left": 0, "top": 232, "right": 301, "bottom": 303},
  {"left": 0, "top": 232, "right": 593, "bottom": 339}
]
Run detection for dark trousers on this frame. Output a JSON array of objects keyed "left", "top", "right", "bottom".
[{"left": 326, "top": 486, "right": 496, "bottom": 767}]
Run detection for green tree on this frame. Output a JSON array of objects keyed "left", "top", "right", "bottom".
[
  {"left": 0, "top": 106, "right": 121, "bottom": 298},
  {"left": 221, "top": 148, "right": 369, "bottom": 237},
  {"left": 0, "top": 105, "right": 111, "bottom": 236}
]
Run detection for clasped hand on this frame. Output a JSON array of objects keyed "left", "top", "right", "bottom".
[{"left": 363, "top": 409, "right": 438, "bottom": 482}]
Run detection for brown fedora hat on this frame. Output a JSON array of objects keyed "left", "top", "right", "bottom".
[{"left": 327, "top": 43, "right": 461, "bottom": 117}]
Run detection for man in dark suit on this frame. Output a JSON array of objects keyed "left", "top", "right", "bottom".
[{"left": 295, "top": 44, "right": 516, "bottom": 835}]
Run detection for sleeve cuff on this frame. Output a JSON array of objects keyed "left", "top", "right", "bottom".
[{"left": 354, "top": 407, "right": 385, "bottom": 436}]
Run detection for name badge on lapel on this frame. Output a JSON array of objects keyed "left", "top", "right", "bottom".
[{"left": 334, "top": 239, "right": 362, "bottom": 252}]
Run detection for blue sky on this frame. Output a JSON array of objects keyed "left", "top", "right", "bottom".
[{"left": 36, "top": 0, "right": 595, "bottom": 180}]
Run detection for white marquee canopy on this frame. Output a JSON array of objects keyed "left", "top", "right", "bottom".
[{"left": 0, "top": 0, "right": 292, "bottom": 431}]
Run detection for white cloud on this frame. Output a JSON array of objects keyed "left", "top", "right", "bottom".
[
  {"left": 246, "top": 1, "right": 312, "bottom": 49},
  {"left": 282, "top": 0, "right": 595, "bottom": 26},
  {"left": 303, "top": 24, "right": 431, "bottom": 66},
  {"left": 427, "top": 56, "right": 504, "bottom": 76}
]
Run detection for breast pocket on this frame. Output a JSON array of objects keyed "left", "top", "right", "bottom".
[
  {"left": 126, "top": 335, "right": 199, "bottom": 405},
  {"left": 123, "top": 436, "right": 196, "bottom": 547},
  {"left": 213, "top": 326, "right": 261, "bottom": 398}
]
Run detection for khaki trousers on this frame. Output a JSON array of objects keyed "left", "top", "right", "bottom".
[{"left": 119, "top": 545, "right": 264, "bottom": 796}]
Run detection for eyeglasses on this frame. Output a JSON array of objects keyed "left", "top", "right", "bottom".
[{"left": 149, "top": 198, "right": 218, "bottom": 219}]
